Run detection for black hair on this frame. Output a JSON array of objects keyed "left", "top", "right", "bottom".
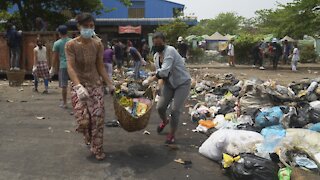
[
  {"left": 152, "top": 32, "right": 166, "bottom": 41},
  {"left": 37, "top": 38, "right": 43, "bottom": 50},
  {"left": 112, "top": 39, "right": 119, "bottom": 43},
  {"left": 75, "top": 13, "right": 95, "bottom": 25}
]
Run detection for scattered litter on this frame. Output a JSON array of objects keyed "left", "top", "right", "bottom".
[
  {"left": 174, "top": 159, "right": 192, "bottom": 168},
  {"left": 143, "top": 130, "right": 151, "bottom": 135},
  {"left": 18, "top": 88, "right": 24, "bottom": 91},
  {"left": 64, "top": 130, "right": 71, "bottom": 133},
  {"left": 182, "top": 122, "right": 187, "bottom": 126},
  {"left": 7, "top": 100, "right": 14, "bottom": 103},
  {"left": 36, "top": 116, "right": 45, "bottom": 120},
  {"left": 105, "top": 120, "right": 120, "bottom": 127}
]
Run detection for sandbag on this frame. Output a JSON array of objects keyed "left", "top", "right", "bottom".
[
  {"left": 199, "top": 129, "right": 263, "bottom": 161},
  {"left": 228, "top": 153, "right": 279, "bottom": 180}
]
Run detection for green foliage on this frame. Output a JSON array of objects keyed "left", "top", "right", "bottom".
[
  {"left": 255, "top": 0, "right": 320, "bottom": 38},
  {"left": 0, "top": 0, "right": 131, "bottom": 31},
  {"left": 187, "top": 12, "right": 244, "bottom": 36},
  {"left": 188, "top": 48, "right": 205, "bottom": 63},
  {"left": 234, "top": 33, "right": 262, "bottom": 64},
  {"left": 300, "top": 45, "right": 318, "bottom": 63},
  {"left": 156, "top": 19, "right": 189, "bottom": 46}
]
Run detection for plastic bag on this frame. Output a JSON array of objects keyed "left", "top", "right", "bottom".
[
  {"left": 255, "top": 106, "right": 285, "bottom": 128},
  {"left": 278, "top": 129, "right": 320, "bottom": 167},
  {"left": 256, "top": 125, "right": 286, "bottom": 159},
  {"left": 278, "top": 167, "right": 292, "bottom": 180},
  {"left": 237, "top": 115, "right": 254, "bottom": 125},
  {"left": 199, "top": 129, "right": 263, "bottom": 161},
  {"left": 199, "top": 120, "right": 216, "bottom": 129},
  {"left": 309, "top": 123, "right": 320, "bottom": 132},
  {"left": 228, "top": 153, "right": 279, "bottom": 180}
]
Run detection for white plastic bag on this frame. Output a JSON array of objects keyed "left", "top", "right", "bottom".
[{"left": 199, "top": 129, "right": 264, "bottom": 161}]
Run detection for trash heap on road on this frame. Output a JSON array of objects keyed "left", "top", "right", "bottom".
[{"left": 188, "top": 73, "right": 320, "bottom": 179}]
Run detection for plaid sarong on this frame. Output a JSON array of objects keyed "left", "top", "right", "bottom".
[{"left": 34, "top": 61, "right": 50, "bottom": 79}]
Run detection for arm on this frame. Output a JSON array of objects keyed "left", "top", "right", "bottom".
[
  {"left": 145, "top": 52, "right": 174, "bottom": 83},
  {"left": 96, "top": 43, "right": 113, "bottom": 87},
  {"left": 33, "top": 49, "right": 38, "bottom": 65},
  {"left": 65, "top": 43, "right": 81, "bottom": 85},
  {"left": 51, "top": 42, "right": 59, "bottom": 71}
]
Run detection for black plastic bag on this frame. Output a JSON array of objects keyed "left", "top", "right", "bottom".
[
  {"left": 236, "top": 123, "right": 261, "bottom": 133},
  {"left": 228, "top": 153, "right": 279, "bottom": 180}
]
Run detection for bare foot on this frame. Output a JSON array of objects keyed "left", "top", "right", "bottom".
[{"left": 95, "top": 153, "right": 106, "bottom": 160}]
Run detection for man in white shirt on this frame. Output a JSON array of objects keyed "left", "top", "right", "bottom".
[{"left": 228, "top": 39, "right": 235, "bottom": 67}]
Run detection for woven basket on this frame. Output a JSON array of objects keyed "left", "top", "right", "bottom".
[
  {"left": 114, "top": 87, "right": 154, "bottom": 132},
  {"left": 6, "top": 70, "right": 25, "bottom": 87}
]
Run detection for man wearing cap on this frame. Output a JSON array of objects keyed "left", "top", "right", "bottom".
[
  {"left": 50, "top": 25, "right": 72, "bottom": 108},
  {"left": 177, "top": 36, "right": 188, "bottom": 63}
]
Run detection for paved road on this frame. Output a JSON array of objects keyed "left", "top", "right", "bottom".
[{"left": 0, "top": 81, "right": 229, "bottom": 180}]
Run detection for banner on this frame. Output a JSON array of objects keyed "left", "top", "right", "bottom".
[{"left": 119, "top": 26, "right": 142, "bottom": 34}]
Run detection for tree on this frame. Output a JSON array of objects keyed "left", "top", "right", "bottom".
[
  {"left": 0, "top": 0, "right": 131, "bottom": 31},
  {"left": 187, "top": 12, "right": 244, "bottom": 36},
  {"left": 255, "top": 0, "right": 320, "bottom": 38},
  {"left": 156, "top": 19, "right": 189, "bottom": 46}
]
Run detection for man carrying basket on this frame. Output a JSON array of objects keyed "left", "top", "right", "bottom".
[{"left": 143, "top": 32, "right": 191, "bottom": 144}]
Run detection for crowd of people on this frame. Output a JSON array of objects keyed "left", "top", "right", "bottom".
[
  {"left": 250, "top": 38, "right": 300, "bottom": 71},
  {"left": 8, "top": 13, "right": 190, "bottom": 160}
]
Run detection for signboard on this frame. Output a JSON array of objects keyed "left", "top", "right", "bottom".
[{"left": 119, "top": 26, "right": 142, "bottom": 34}]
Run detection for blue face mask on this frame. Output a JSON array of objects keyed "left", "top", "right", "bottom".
[{"left": 80, "top": 28, "right": 94, "bottom": 39}]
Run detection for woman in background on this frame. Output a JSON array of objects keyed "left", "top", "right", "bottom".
[{"left": 33, "top": 38, "right": 50, "bottom": 93}]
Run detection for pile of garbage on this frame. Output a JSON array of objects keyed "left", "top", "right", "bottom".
[
  {"left": 188, "top": 74, "right": 320, "bottom": 179},
  {"left": 115, "top": 81, "right": 152, "bottom": 118}
]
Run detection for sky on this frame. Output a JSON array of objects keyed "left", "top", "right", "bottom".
[{"left": 171, "top": 0, "right": 294, "bottom": 19}]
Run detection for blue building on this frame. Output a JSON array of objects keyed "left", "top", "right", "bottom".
[
  {"left": 97, "top": 0, "right": 185, "bottom": 19},
  {"left": 68, "top": 0, "right": 197, "bottom": 45}
]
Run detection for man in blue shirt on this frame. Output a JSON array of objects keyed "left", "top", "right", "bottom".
[
  {"left": 51, "top": 25, "right": 72, "bottom": 108},
  {"left": 5, "top": 23, "right": 22, "bottom": 71}
]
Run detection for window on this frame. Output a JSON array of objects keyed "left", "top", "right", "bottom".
[
  {"left": 128, "top": 8, "right": 145, "bottom": 18},
  {"left": 128, "top": 0, "right": 145, "bottom": 18}
]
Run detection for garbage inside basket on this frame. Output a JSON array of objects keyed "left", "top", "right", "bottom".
[{"left": 114, "top": 82, "right": 155, "bottom": 132}]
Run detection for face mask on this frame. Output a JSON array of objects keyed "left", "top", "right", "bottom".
[
  {"left": 80, "top": 28, "right": 94, "bottom": 39},
  {"left": 154, "top": 45, "right": 165, "bottom": 53}
]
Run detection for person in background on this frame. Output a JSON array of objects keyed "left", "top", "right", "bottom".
[
  {"left": 227, "top": 39, "right": 235, "bottom": 67},
  {"left": 50, "top": 25, "right": 72, "bottom": 109},
  {"left": 141, "top": 39, "right": 150, "bottom": 61},
  {"left": 291, "top": 44, "right": 300, "bottom": 72},
  {"left": 142, "top": 32, "right": 191, "bottom": 144},
  {"left": 5, "top": 23, "right": 22, "bottom": 71},
  {"left": 177, "top": 36, "right": 188, "bottom": 62},
  {"left": 271, "top": 38, "right": 282, "bottom": 70},
  {"left": 33, "top": 38, "right": 50, "bottom": 93},
  {"left": 112, "top": 39, "right": 124, "bottom": 76},
  {"left": 282, "top": 40, "right": 291, "bottom": 65},
  {"left": 127, "top": 43, "right": 143, "bottom": 80},
  {"left": 65, "top": 13, "right": 114, "bottom": 160},
  {"left": 103, "top": 42, "right": 114, "bottom": 81},
  {"left": 252, "top": 42, "right": 265, "bottom": 70},
  {"left": 35, "top": 17, "right": 47, "bottom": 31}
]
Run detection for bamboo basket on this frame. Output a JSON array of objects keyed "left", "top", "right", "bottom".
[
  {"left": 113, "top": 87, "right": 155, "bottom": 132},
  {"left": 6, "top": 70, "right": 25, "bottom": 86}
]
